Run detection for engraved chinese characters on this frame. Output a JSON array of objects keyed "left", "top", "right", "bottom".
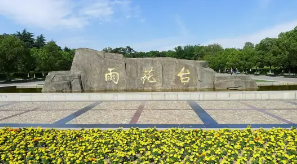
[
  {"left": 177, "top": 67, "right": 190, "bottom": 85},
  {"left": 105, "top": 68, "right": 119, "bottom": 84},
  {"left": 105, "top": 67, "right": 190, "bottom": 85},
  {"left": 141, "top": 67, "right": 157, "bottom": 84}
]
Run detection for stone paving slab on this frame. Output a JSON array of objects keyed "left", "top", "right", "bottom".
[
  {"left": 196, "top": 101, "right": 251, "bottom": 109},
  {"left": 0, "top": 102, "right": 8, "bottom": 105},
  {"left": 292, "top": 100, "right": 297, "bottom": 104},
  {"left": 175, "top": 110, "right": 204, "bottom": 124},
  {"left": 40, "top": 102, "right": 93, "bottom": 110},
  {"left": 0, "top": 111, "right": 25, "bottom": 120},
  {"left": 93, "top": 102, "right": 141, "bottom": 110},
  {"left": 138, "top": 110, "right": 203, "bottom": 124},
  {"left": 0, "top": 110, "right": 80, "bottom": 123},
  {"left": 244, "top": 101, "right": 297, "bottom": 109},
  {"left": 68, "top": 110, "right": 136, "bottom": 124},
  {"left": 0, "top": 102, "right": 46, "bottom": 111},
  {"left": 144, "top": 101, "right": 192, "bottom": 110},
  {"left": 0, "top": 100, "right": 296, "bottom": 127},
  {"left": 267, "top": 110, "right": 297, "bottom": 123},
  {"left": 205, "top": 110, "right": 285, "bottom": 124}
]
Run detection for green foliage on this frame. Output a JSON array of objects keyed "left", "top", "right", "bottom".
[
  {"left": 2, "top": 25, "right": 297, "bottom": 77},
  {"left": 0, "top": 29, "right": 75, "bottom": 82},
  {"left": 34, "top": 34, "right": 46, "bottom": 48},
  {"left": 241, "top": 42, "right": 256, "bottom": 71},
  {"left": 14, "top": 29, "right": 35, "bottom": 48},
  {"left": 32, "top": 41, "right": 63, "bottom": 71},
  {"left": 0, "top": 35, "right": 28, "bottom": 80}
]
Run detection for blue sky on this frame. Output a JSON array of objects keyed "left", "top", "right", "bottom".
[{"left": 1, "top": 0, "right": 297, "bottom": 52}]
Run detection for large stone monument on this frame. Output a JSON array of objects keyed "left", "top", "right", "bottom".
[{"left": 42, "top": 48, "right": 257, "bottom": 92}]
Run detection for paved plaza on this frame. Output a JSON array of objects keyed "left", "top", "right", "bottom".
[
  {"left": 250, "top": 74, "right": 297, "bottom": 83},
  {"left": 1, "top": 75, "right": 297, "bottom": 128},
  {"left": 0, "top": 100, "right": 297, "bottom": 128}
]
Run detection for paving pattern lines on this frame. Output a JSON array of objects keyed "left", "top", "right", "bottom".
[{"left": 0, "top": 100, "right": 296, "bottom": 128}]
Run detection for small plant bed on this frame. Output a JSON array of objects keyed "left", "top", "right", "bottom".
[{"left": 0, "top": 127, "right": 297, "bottom": 163}]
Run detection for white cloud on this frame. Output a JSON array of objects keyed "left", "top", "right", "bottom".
[
  {"left": 131, "top": 19, "right": 297, "bottom": 51},
  {"left": 0, "top": 0, "right": 141, "bottom": 30},
  {"left": 78, "top": 0, "right": 113, "bottom": 19},
  {"left": 203, "top": 20, "right": 297, "bottom": 48}
]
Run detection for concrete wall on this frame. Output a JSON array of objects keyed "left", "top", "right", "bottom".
[{"left": 0, "top": 91, "right": 296, "bottom": 101}]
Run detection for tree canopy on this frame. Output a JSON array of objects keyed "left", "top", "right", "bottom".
[
  {"left": 102, "top": 26, "right": 297, "bottom": 74},
  {"left": 0, "top": 30, "right": 75, "bottom": 80},
  {"left": 1, "top": 25, "right": 297, "bottom": 80}
]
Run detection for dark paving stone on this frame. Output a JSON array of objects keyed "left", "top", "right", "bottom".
[
  {"left": 129, "top": 102, "right": 146, "bottom": 124},
  {"left": 188, "top": 101, "right": 218, "bottom": 125},
  {"left": 53, "top": 101, "right": 101, "bottom": 125}
]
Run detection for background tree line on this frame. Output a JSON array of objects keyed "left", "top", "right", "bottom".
[
  {"left": 1, "top": 26, "right": 297, "bottom": 81},
  {"left": 103, "top": 26, "right": 297, "bottom": 75},
  {"left": 0, "top": 29, "right": 74, "bottom": 81}
]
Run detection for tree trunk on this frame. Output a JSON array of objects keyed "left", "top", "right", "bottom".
[
  {"left": 282, "top": 65, "right": 285, "bottom": 75},
  {"left": 5, "top": 72, "right": 11, "bottom": 82}
]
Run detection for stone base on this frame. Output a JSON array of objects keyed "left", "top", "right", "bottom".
[
  {"left": 214, "top": 75, "right": 258, "bottom": 90},
  {"left": 42, "top": 71, "right": 82, "bottom": 93}
]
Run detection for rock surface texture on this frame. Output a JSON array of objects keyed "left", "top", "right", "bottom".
[
  {"left": 214, "top": 75, "right": 258, "bottom": 90},
  {"left": 42, "top": 48, "right": 257, "bottom": 92}
]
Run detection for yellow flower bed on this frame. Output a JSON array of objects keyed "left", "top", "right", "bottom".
[{"left": 0, "top": 127, "right": 297, "bottom": 163}]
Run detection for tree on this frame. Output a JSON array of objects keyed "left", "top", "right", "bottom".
[
  {"left": 63, "top": 46, "right": 71, "bottom": 52},
  {"left": 242, "top": 42, "right": 256, "bottom": 73},
  {"left": 165, "top": 50, "right": 176, "bottom": 58},
  {"left": 103, "top": 47, "right": 113, "bottom": 53},
  {"left": 0, "top": 35, "right": 27, "bottom": 81},
  {"left": 243, "top": 42, "right": 254, "bottom": 49},
  {"left": 14, "top": 29, "right": 35, "bottom": 48},
  {"left": 32, "top": 41, "right": 63, "bottom": 72},
  {"left": 202, "top": 44, "right": 224, "bottom": 56},
  {"left": 193, "top": 45, "right": 204, "bottom": 60},
  {"left": 58, "top": 50, "right": 75, "bottom": 70},
  {"left": 255, "top": 38, "right": 279, "bottom": 73},
  {"left": 278, "top": 28, "right": 297, "bottom": 73},
  {"left": 174, "top": 46, "right": 185, "bottom": 59},
  {"left": 146, "top": 51, "right": 160, "bottom": 57},
  {"left": 225, "top": 48, "right": 242, "bottom": 70},
  {"left": 34, "top": 34, "right": 46, "bottom": 48}
]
